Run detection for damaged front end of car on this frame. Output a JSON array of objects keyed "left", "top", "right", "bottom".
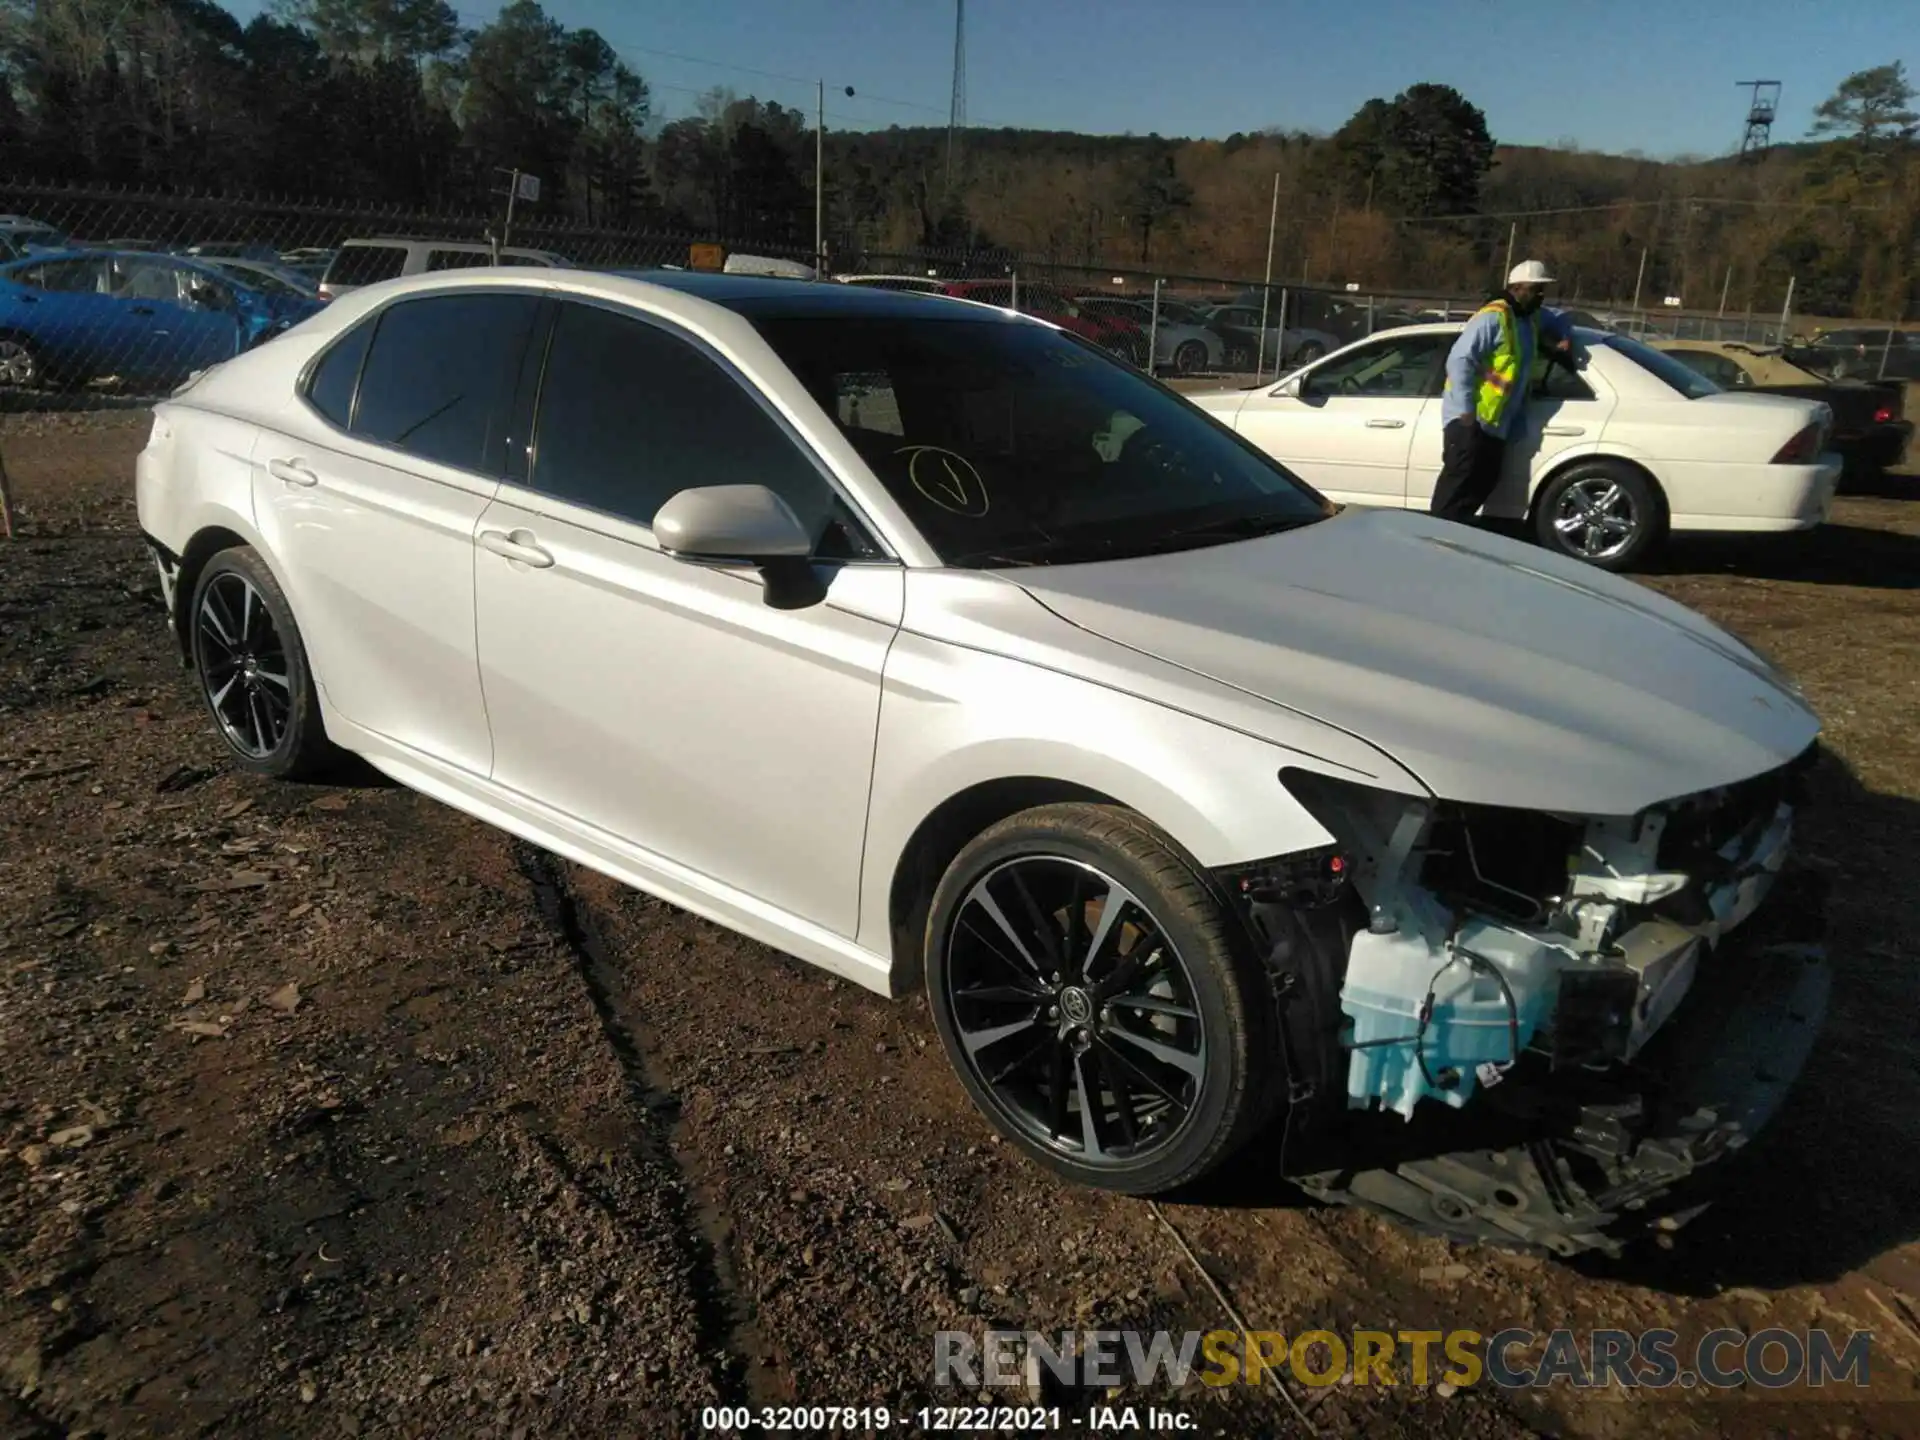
[{"left": 1222, "top": 747, "right": 1829, "bottom": 1257}]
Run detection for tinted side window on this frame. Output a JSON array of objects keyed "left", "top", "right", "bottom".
[
  {"left": 530, "top": 301, "right": 856, "bottom": 547},
  {"left": 326, "top": 245, "right": 408, "bottom": 287},
  {"left": 427, "top": 249, "right": 492, "bottom": 272},
  {"left": 352, "top": 294, "right": 540, "bottom": 472},
  {"left": 305, "top": 322, "right": 372, "bottom": 429}
]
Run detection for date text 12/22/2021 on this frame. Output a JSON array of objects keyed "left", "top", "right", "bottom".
[{"left": 699, "top": 1405, "right": 1196, "bottom": 1432}]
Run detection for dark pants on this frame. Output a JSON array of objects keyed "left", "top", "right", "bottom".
[{"left": 1430, "top": 416, "right": 1506, "bottom": 521}]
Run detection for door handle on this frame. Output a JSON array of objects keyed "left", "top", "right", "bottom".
[
  {"left": 1543, "top": 425, "right": 1586, "bottom": 436},
  {"left": 266, "top": 457, "right": 318, "bottom": 487},
  {"left": 130, "top": 305, "right": 155, "bottom": 316},
  {"left": 478, "top": 528, "right": 555, "bottom": 569},
  {"left": 1364, "top": 418, "right": 1407, "bottom": 429}
]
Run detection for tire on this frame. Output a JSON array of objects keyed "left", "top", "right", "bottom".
[
  {"left": 924, "top": 802, "right": 1277, "bottom": 1195},
  {"left": 0, "top": 333, "right": 41, "bottom": 388},
  {"left": 1172, "top": 339, "right": 1209, "bottom": 374},
  {"left": 188, "top": 546, "right": 334, "bottom": 780},
  {"left": 1291, "top": 341, "right": 1326, "bottom": 364},
  {"left": 1531, "top": 460, "right": 1664, "bottom": 571}
]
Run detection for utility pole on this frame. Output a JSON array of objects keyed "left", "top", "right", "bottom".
[
  {"left": 1717, "top": 263, "right": 1733, "bottom": 318},
  {"left": 1503, "top": 221, "right": 1516, "bottom": 282},
  {"left": 946, "top": 0, "right": 967, "bottom": 190},
  {"left": 1630, "top": 246, "right": 1648, "bottom": 316},
  {"left": 815, "top": 82, "right": 854, "bottom": 281},
  {"left": 815, "top": 81, "right": 824, "bottom": 281},
  {"left": 1256, "top": 172, "right": 1280, "bottom": 382}
]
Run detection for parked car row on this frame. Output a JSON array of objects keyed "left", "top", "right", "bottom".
[
  {"left": 0, "top": 248, "right": 327, "bottom": 392},
  {"left": 0, "top": 233, "right": 583, "bottom": 393}
]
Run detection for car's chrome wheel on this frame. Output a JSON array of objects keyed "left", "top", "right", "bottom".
[
  {"left": 943, "top": 855, "right": 1212, "bottom": 1167},
  {"left": 1173, "top": 339, "right": 1209, "bottom": 374},
  {"left": 1533, "top": 462, "right": 1663, "bottom": 571},
  {"left": 196, "top": 571, "right": 292, "bottom": 759},
  {"left": 0, "top": 336, "right": 39, "bottom": 387},
  {"left": 1550, "top": 476, "right": 1640, "bottom": 562}
]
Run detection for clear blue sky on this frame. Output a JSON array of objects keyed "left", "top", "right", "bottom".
[{"left": 220, "top": 0, "right": 1914, "bottom": 159}]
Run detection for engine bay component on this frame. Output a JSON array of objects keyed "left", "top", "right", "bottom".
[
  {"left": 1281, "top": 761, "right": 1805, "bottom": 1119},
  {"left": 1256, "top": 755, "right": 1824, "bottom": 1255}
]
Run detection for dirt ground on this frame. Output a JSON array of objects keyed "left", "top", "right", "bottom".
[{"left": 2, "top": 411, "right": 1918, "bottom": 1439}]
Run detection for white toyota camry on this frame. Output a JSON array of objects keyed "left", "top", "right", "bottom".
[
  {"left": 136, "top": 271, "right": 1827, "bottom": 1254},
  {"left": 1187, "top": 322, "right": 1841, "bottom": 570}
]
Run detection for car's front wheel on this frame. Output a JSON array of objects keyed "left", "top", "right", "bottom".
[
  {"left": 188, "top": 546, "right": 334, "bottom": 779},
  {"left": 924, "top": 803, "right": 1277, "bottom": 1194},
  {"left": 1532, "top": 460, "right": 1663, "bottom": 571}
]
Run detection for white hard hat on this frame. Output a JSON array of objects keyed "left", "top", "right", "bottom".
[{"left": 1508, "top": 260, "right": 1555, "bottom": 285}]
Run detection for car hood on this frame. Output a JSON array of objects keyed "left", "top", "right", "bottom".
[{"left": 1010, "top": 508, "right": 1819, "bottom": 815}]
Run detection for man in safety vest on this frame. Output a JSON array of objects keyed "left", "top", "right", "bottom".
[{"left": 1432, "top": 260, "right": 1581, "bottom": 521}]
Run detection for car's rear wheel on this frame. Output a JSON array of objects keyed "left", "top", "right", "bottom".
[
  {"left": 189, "top": 547, "right": 333, "bottom": 780},
  {"left": 1173, "top": 339, "right": 1209, "bottom": 373},
  {"left": 1291, "top": 340, "right": 1326, "bottom": 364},
  {"left": 1532, "top": 460, "right": 1663, "bottom": 571},
  {"left": 924, "top": 803, "right": 1276, "bottom": 1194}
]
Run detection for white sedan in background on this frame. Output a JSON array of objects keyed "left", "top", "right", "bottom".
[{"left": 1190, "top": 323, "right": 1841, "bottom": 569}]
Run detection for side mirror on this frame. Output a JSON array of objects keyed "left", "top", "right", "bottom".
[
  {"left": 652, "top": 484, "right": 824, "bottom": 609},
  {"left": 1285, "top": 370, "right": 1312, "bottom": 398}
]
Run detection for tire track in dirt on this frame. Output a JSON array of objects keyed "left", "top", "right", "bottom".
[{"left": 510, "top": 839, "right": 783, "bottom": 1410}]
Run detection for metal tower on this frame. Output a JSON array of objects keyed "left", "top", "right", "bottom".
[
  {"left": 1736, "top": 80, "right": 1781, "bottom": 161},
  {"left": 946, "top": 0, "right": 967, "bottom": 189}
]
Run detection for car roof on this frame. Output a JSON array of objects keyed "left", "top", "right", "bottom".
[{"left": 607, "top": 268, "right": 1026, "bottom": 321}]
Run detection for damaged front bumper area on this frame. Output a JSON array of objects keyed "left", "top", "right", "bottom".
[{"left": 1244, "top": 751, "right": 1827, "bottom": 1256}]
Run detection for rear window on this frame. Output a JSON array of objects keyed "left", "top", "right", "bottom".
[
  {"left": 324, "top": 245, "right": 408, "bottom": 287},
  {"left": 1605, "top": 335, "right": 1721, "bottom": 399},
  {"left": 305, "top": 323, "right": 372, "bottom": 429}
]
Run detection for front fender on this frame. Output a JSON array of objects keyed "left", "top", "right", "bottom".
[{"left": 855, "top": 630, "right": 1405, "bottom": 959}]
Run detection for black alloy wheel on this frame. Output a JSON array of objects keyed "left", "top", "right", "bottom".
[{"left": 926, "top": 804, "right": 1276, "bottom": 1194}]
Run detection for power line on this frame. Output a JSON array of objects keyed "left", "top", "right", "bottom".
[{"left": 1395, "top": 193, "right": 1883, "bottom": 225}]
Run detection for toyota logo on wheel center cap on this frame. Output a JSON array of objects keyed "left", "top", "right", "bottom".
[{"left": 1059, "top": 986, "right": 1093, "bottom": 1025}]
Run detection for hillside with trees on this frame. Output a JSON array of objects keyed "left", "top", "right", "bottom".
[{"left": 1, "top": 0, "right": 1914, "bottom": 316}]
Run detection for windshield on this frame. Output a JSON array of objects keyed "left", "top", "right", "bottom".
[
  {"left": 1606, "top": 334, "right": 1722, "bottom": 399},
  {"left": 750, "top": 315, "right": 1330, "bottom": 567}
]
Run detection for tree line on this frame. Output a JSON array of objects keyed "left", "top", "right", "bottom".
[{"left": 1, "top": 0, "right": 1914, "bottom": 317}]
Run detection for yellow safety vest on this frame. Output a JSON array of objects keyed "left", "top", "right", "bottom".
[{"left": 1456, "top": 298, "right": 1538, "bottom": 431}]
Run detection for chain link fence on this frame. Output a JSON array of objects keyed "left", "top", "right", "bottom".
[{"left": 3, "top": 179, "right": 1912, "bottom": 410}]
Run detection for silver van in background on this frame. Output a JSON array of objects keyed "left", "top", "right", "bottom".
[{"left": 318, "top": 237, "right": 567, "bottom": 300}]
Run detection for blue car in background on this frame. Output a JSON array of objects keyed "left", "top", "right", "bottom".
[{"left": 0, "top": 249, "right": 323, "bottom": 392}]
